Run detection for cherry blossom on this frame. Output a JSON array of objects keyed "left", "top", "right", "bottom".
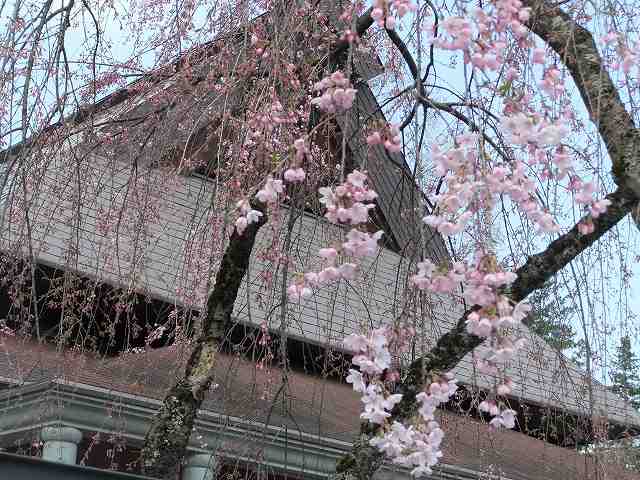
[
  {"left": 371, "top": 0, "right": 417, "bottom": 30},
  {"left": 255, "top": 176, "right": 284, "bottom": 204},
  {"left": 489, "top": 408, "right": 517, "bottom": 429},
  {"left": 235, "top": 199, "right": 263, "bottom": 235},
  {"left": 288, "top": 172, "right": 382, "bottom": 302},
  {"left": 367, "top": 123, "right": 402, "bottom": 153},
  {"left": 361, "top": 384, "right": 403, "bottom": 424},
  {"left": 410, "top": 252, "right": 529, "bottom": 431},
  {"left": 318, "top": 170, "right": 378, "bottom": 225},
  {"left": 287, "top": 281, "right": 312, "bottom": 302},
  {"left": 343, "top": 229, "right": 384, "bottom": 258},
  {"left": 293, "top": 138, "right": 308, "bottom": 163},
  {"left": 311, "top": 71, "right": 357, "bottom": 113},
  {"left": 284, "top": 167, "right": 306, "bottom": 182},
  {"left": 342, "top": 322, "right": 458, "bottom": 477},
  {"left": 346, "top": 369, "right": 366, "bottom": 393}
]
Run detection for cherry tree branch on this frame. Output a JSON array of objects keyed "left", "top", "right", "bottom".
[
  {"left": 522, "top": 0, "right": 640, "bottom": 195},
  {"left": 384, "top": 27, "right": 511, "bottom": 163},
  {"left": 336, "top": 3, "right": 640, "bottom": 479},
  {"left": 335, "top": 187, "right": 636, "bottom": 479},
  {"left": 140, "top": 200, "right": 267, "bottom": 478},
  {"left": 329, "top": 6, "right": 375, "bottom": 65},
  {"left": 140, "top": 8, "right": 381, "bottom": 476},
  {"left": 398, "top": 186, "right": 636, "bottom": 411}
]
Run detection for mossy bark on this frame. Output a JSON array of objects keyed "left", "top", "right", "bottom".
[{"left": 141, "top": 202, "right": 266, "bottom": 478}]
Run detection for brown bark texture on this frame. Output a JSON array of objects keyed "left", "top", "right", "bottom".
[{"left": 140, "top": 201, "right": 266, "bottom": 478}]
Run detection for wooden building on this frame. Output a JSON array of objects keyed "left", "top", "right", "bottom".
[{"left": 0, "top": 7, "right": 638, "bottom": 480}]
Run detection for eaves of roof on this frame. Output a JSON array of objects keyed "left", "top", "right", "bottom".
[
  {"left": 0, "top": 380, "right": 492, "bottom": 480},
  {"left": 0, "top": 451, "right": 154, "bottom": 480},
  {"left": 0, "top": 339, "right": 638, "bottom": 480}
]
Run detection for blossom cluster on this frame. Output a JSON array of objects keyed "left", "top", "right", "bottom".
[
  {"left": 235, "top": 200, "right": 263, "bottom": 236},
  {"left": 479, "top": 399, "right": 517, "bottom": 429},
  {"left": 344, "top": 328, "right": 458, "bottom": 477},
  {"left": 571, "top": 179, "right": 612, "bottom": 234},
  {"left": 600, "top": 32, "right": 639, "bottom": 76},
  {"left": 318, "top": 170, "right": 379, "bottom": 224},
  {"left": 284, "top": 138, "right": 307, "bottom": 182},
  {"left": 423, "top": 133, "right": 560, "bottom": 235},
  {"left": 256, "top": 176, "right": 284, "bottom": 204},
  {"left": 424, "top": 117, "right": 610, "bottom": 238},
  {"left": 501, "top": 113, "right": 567, "bottom": 147},
  {"left": 426, "top": 0, "right": 612, "bottom": 239},
  {"left": 430, "top": 1, "right": 528, "bottom": 70},
  {"left": 410, "top": 253, "right": 527, "bottom": 430},
  {"left": 236, "top": 133, "right": 315, "bottom": 235},
  {"left": 287, "top": 171, "right": 383, "bottom": 301},
  {"left": 310, "top": 71, "right": 357, "bottom": 113},
  {"left": 248, "top": 98, "right": 297, "bottom": 138},
  {"left": 344, "top": 328, "right": 393, "bottom": 377},
  {"left": 366, "top": 123, "right": 402, "bottom": 153},
  {"left": 371, "top": 0, "right": 417, "bottom": 30}
]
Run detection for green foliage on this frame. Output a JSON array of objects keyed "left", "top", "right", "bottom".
[
  {"left": 528, "top": 281, "right": 578, "bottom": 353},
  {"left": 582, "top": 437, "right": 640, "bottom": 473},
  {"left": 570, "top": 338, "right": 588, "bottom": 370},
  {"left": 577, "top": 337, "right": 640, "bottom": 474},
  {"left": 610, "top": 336, "right": 640, "bottom": 411}
]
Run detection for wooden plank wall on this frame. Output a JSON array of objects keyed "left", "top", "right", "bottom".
[
  {"left": 1, "top": 149, "right": 638, "bottom": 427},
  {"left": 1, "top": 22, "right": 638, "bottom": 428}
]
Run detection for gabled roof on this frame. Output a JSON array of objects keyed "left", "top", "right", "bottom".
[
  {"left": 1, "top": 1, "right": 638, "bottom": 445},
  {"left": 0, "top": 337, "right": 638, "bottom": 480},
  {"left": 0, "top": 5, "right": 443, "bottom": 262}
]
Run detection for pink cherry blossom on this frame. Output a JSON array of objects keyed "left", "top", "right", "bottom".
[
  {"left": 311, "top": 71, "right": 357, "bottom": 113},
  {"left": 489, "top": 408, "right": 517, "bottom": 429},
  {"left": 343, "top": 333, "right": 370, "bottom": 353},
  {"left": 532, "top": 48, "right": 546, "bottom": 64},
  {"left": 287, "top": 282, "right": 312, "bottom": 302},
  {"left": 317, "top": 266, "right": 340, "bottom": 284},
  {"left": 235, "top": 199, "right": 263, "bottom": 235},
  {"left": 339, "top": 262, "right": 357, "bottom": 280},
  {"left": 370, "top": 0, "right": 417, "bottom": 30},
  {"left": 497, "top": 379, "right": 513, "bottom": 396},
  {"left": 343, "top": 229, "right": 383, "bottom": 257},
  {"left": 590, "top": 198, "right": 611, "bottom": 218},
  {"left": 318, "top": 171, "right": 378, "bottom": 225},
  {"left": 293, "top": 137, "right": 308, "bottom": 162},
  {"left": 367, "top": 123, "right": 402, "bottom": 153},
  {"left": 346, "top": 369, "right": 366, "bottom": 393},
  {"left": 578, "top": 219, "right": 595, "bottom": 235},
  {"left": 255, "top": 176, "right": 283, "bottom": 203},
  {"left": 284, "top": 167, "right": 305, "bottom": 182},
  {"left": 318, "top": 247, "right": 338, "bottom": 262}
]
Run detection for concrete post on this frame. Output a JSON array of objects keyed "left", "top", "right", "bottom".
[
  {"left": 41, "top": 426, "right": 83, "bottom": 465},
  {"left": 183, "top": 453, "right": 217, "bottom": 480}
]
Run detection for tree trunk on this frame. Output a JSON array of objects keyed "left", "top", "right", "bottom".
[{"left": 140, "top": 203, "right": 266, "bottom": 478}]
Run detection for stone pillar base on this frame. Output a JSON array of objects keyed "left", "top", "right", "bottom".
[
  {"left": 183, "top": 453, "right": 218, "bottom": 480},
  {"left": 41, "top": 426, "right": 83, "bottom": 465}
]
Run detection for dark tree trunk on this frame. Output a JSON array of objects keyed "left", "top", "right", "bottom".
[{"left": 140, "top": 203, "right": 266, "bottom": 478}]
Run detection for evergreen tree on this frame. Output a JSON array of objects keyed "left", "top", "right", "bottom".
[
  {"left": 570, "top": 338, "right": 588, "bottom": 371},
  {"left": 610, "top": 336, "right": 640, "bottom": 411},
  {"left": 528, "top": 282, "right": 578, "bottom": 353}
]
